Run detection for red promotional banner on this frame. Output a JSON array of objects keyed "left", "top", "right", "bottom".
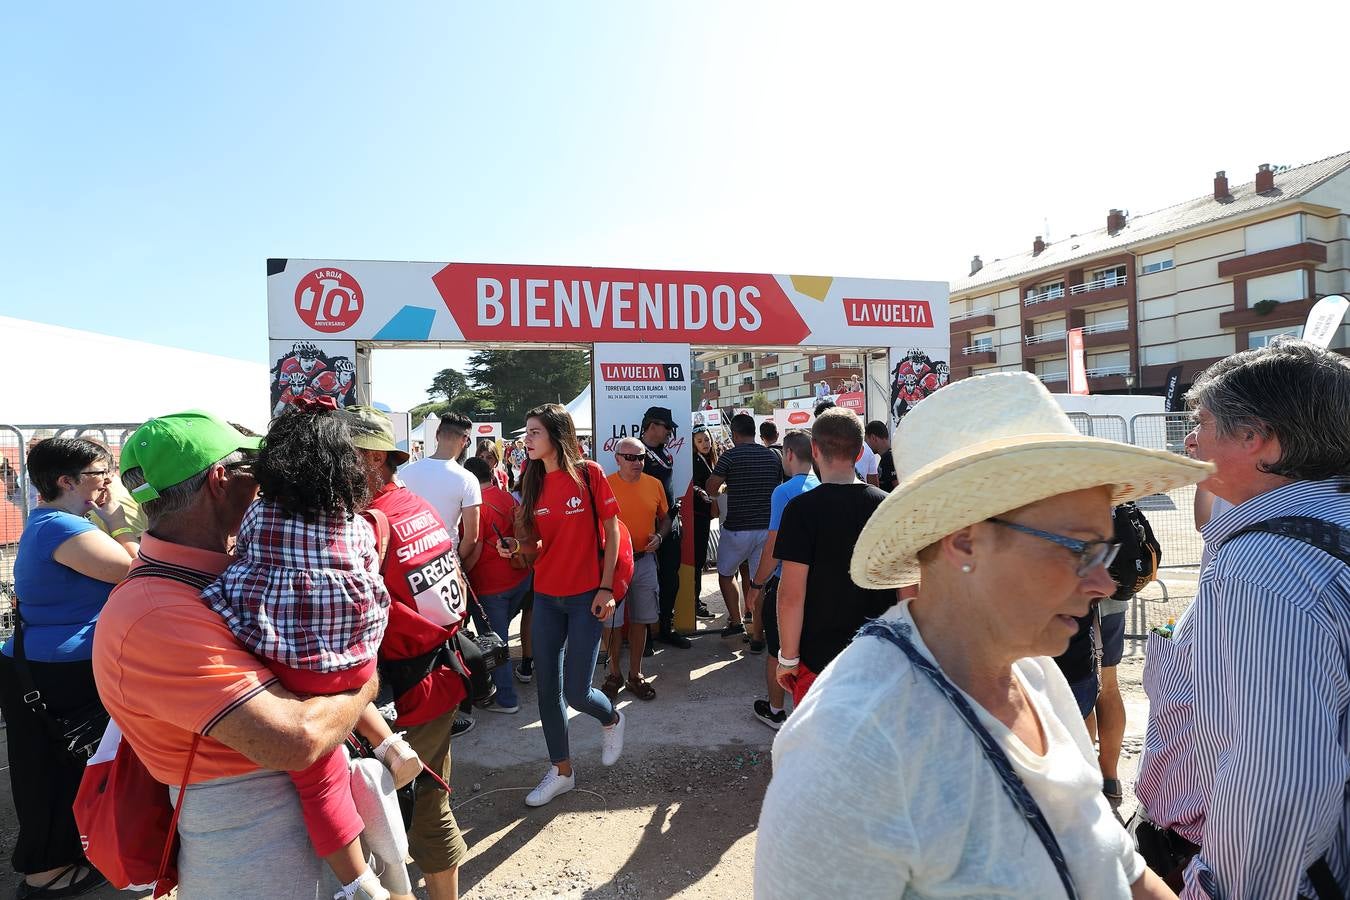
[
  {"left": 836, "top": 390, "right": 865, "bottom": 414},
  {"left": 1067, "top": 328, "right": 1089, "bottom": 395},
  {"left": 432, "top": 263, "right": 811, "bottom": 345}
]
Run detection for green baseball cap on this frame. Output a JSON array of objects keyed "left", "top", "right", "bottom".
[
  {"left": 121, "top": 410, "right": 262, "bottom": 502},
  {"left": 345, "top": 406, "right": 411, "bottom": 466}
]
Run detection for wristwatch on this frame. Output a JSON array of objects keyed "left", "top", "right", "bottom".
[{"left": 749, "top": 579, "right": 765, "bottom": 590}]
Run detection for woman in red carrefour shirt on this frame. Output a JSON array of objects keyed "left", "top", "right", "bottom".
[{"left": 499, "top": 403, "right": 626, "bottom": 808}]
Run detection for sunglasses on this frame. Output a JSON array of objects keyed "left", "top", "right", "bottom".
[
  {"left": 616, "top": 452, "right": 645, "bottom": 462},
  {"left": 986, "top": 518, "right": 1120, "bottom": 578},
  {"left": 224, "top": 460, "right": 257, "bottom": 476}
]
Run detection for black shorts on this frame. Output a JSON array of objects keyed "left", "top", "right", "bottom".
[
  {"left": 1100, "top": 610, "right": 1126, "bottom": 668},
  {"left": 762, "top": 575, "right": 781, "bottom": 657}
]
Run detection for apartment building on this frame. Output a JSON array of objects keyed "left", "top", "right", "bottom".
[
  {"left": 695, "top": 349, "right": 869, "bottom": 407},
  {"left": 949, "top": 149, "right": 1350, "bottom": 393}
]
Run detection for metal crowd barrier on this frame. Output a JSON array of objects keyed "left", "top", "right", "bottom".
[{"left": 0, "top": 422, "right": 142, "bottom": 640}]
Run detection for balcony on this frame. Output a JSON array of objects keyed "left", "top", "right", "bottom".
[
  {"left": 737, "top": 360, "right": 755, "bottom": 372},
  {"left": 960, "top": 346, "right": 996, "bottom": 365},
  {"left": 1219, "top": 296, "right": 1317, "bottom": 329},
  {"left": 950, "top": 307, "right": 996, "bottom": 335},
  {"left": 1082, "top": 319, "right": 1131, "bottom": 349},
  {"left": 1024, "top": 287, "right": 1066, "bottom": 307},
  {"left": 1069, "top": 273, "right": 1129, "bottom": 296},
  {"left": 808, "top": 365, "right": 863, "bottom": 386},
  {"left": 1024, "top": 330, "right": 1066, "bottom": 359},
  {"left": 760, "top": 353, "right": 778, "bottom": 364},
  {"left": 1086, "top": 365, "right": 1130, "bottom": 379},
  {"left": 703, "top": 387, "right": 720, "bottom": 400},
  {"left": 759, "top": 375, "right": 780, "bottom": 389},
  {"left": 738, "top": 381, "right": 756, "bottom": 394},
  {"left": 1038, "top": 371, "right": 1069, "bottom": 384},
  {"left": 1217, "top": 241, "right": 1326, "bottom": 278}
]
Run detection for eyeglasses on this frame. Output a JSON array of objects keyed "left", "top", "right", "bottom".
[
  {"left": 616, "top": 453, "right": 645, "bottom": 462},
  {"left": 224, "top": 461, "right": 256, "bottom": 476},
  {"left": 78, "top": 469, "right": 110, "bottom": 478},
  {"left": 986, "top": 518, "right": 1120, "bottom": 577}
]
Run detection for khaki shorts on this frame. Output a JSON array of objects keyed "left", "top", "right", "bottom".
[{"left": 403, "top": 713, "right": 469, "bottom": 873}]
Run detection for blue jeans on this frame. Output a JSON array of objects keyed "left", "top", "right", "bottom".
[
  {"left": 531, "top": 589, "right": 616, "bottom": 763},
  {"left": 476, "top": 575, "right": 532, "bottom": 708}
]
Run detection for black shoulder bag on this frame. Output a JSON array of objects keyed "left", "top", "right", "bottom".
[{"left": 12, "top": 604, "right": 110, "bottom": 762}]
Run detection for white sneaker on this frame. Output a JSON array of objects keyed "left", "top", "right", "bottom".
[
  {"left": 525, "top": 765, "right": 575, "bottom": 807},
  {"left": 601, "top": 710, "right": 625, "bottom": 766},
  {"left": 335, "top": 871, "right": 390, "bottom": 900}
]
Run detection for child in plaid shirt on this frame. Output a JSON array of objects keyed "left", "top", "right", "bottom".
[{"left": 202, "top": 400, "right": 419, "bottom": 900}]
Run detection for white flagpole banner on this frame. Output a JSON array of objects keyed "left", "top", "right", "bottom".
[
  {"left": 592, "top": 343, "right": 692, "bottom": 495},
  {"left": 886, "top": 346, "right": 952, "bottom": 430},
  {"left": 1303, "top": 294, "right": 1349, "bottom": 349}
]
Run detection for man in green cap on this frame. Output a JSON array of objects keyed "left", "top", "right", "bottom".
[
  {"left": 347, "top": 405, "right": 470, "bottom": 900},
  {"left": 93, "top": 410, "right": 378, "bottom": 900}
]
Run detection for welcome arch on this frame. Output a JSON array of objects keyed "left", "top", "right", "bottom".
[{"left": 267, "top": 259, "right": 949, "bottom": 628}]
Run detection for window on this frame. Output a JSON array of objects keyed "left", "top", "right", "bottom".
[
  {"left": 812, "top": 355, "right": 828, "bottom": 372},
  {"left": 1093, "top": 265, "right": 1127, "bottom": 287},
  {"left": 1245, "top": 215, "right": 1303, "bottom": 255},
  {"left": 970, "top": 335, "right": 993, "bottom": 352},
  {"left": 742, "top": 376, "right": 754, "bottom": 385},
  {"left": 1247, "top": 325, "right": 1302, "bottom": 349},
  {"left": 1140, "top": 250, "right": 1174, "bottom": 274},
  {"left": 1247, "top": 270, "right": 1306, "bottom": 306},
  {"left": 765, "top": 370, "right": 778, "bottom": 379},
  {"left": 741, "top": 352, "right": 752, "bottom": 363},
  {"left": 1025, "top": 281, "right": 1065, "bottom": 303}
]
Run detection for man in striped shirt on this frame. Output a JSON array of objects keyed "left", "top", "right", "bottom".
[{"left": 1136, "top": 339, "right": 1350, "bottom": 898}]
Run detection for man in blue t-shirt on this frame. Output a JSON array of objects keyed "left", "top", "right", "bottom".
[{"left": 744, "top": 430, "right": 818, "bottom": 730}]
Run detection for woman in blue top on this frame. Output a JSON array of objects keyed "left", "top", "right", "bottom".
[{"left": 0, "top": 438, "right": 137, "bottom": 898}]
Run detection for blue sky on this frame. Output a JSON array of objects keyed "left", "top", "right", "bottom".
[{"left": 3, "top": 1, "right": 1345, "bottom": 410}]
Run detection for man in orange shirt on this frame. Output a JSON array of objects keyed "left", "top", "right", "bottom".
[
  {"left": 601, "top": 437, "right": 669, "bottom": 702},
  {"left": 93, "top": 411, "right": 376, "bottom": 900}
]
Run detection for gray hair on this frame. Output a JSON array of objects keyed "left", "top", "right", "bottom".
[
  {"left": 614, "top": 436, "right": 645, "bottom": 455},
  {"left": 121, "top": 451, "right": 246, "bottom": 528},
  {"left": 1186, "top": 338, "right": 1350, "bottom": 481}
]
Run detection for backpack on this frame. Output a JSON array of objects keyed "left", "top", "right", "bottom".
[{"left": 1109, "top": 502, "right": 1161, "bottom": 596}]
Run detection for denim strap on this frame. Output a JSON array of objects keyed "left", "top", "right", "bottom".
[{"left": 857, "top": 619, "right": 1080, "bottom": 900}]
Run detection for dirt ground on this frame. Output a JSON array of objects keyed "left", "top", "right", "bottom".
[{"left": 0, "top": 571, "right": 1201, "bottom": 899}]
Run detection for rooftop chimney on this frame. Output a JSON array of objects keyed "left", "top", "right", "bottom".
[
  {"left": 1032, "top": 236, "right": 1045, "bottom": 256},
  {"left": 1107, "top": 208, "right": 1127, "bottom": 234},
  {"left": 1255, "top": 163, "right": 1275, "bottom": 193},
  {"left": 1213, "top": 170, "right": 1230, "bottom": 200},
  {"left": 970, "top": 255, "right": 984, "bottom": 276}
]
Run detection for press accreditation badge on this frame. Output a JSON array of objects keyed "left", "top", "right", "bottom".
[{"left": 406, "top": 550, "right": 467, "bottom": 626}]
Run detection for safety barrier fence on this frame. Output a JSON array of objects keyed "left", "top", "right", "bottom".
[{"left": 1, "top": 423, "right": 140, "bottom": 640}]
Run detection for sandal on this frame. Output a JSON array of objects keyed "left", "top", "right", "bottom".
[
  {"left": 626, "top": 675, "right": 656, "bottom": 701},
  {"left": 1102, "top": 778, "right": 1123, "bottom": 803},
  {"left": 600, "top": 673, "right": 624, "bottom": 701},
  {"left": 16, "top": 864, "right": 107, "bottom": 899}
]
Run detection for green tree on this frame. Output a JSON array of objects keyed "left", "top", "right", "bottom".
[
  {"left": 464, "top": 349, "right": 591, "bottom": 432},
  {"left": 749, "top": 392, "right": 773, "bottom": 415},
  {"left": 427, "top": 368, "right": 472, "bottom": 402}
]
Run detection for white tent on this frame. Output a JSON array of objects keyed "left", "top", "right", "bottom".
[
  {"left": 0, "top": 316, "right": 270, "bottom": 430},
  {"left": 511, "top": 384, "right": 592, "bottom": 435}
]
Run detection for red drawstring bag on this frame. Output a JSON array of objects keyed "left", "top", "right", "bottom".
[
  {"left": 74, "top": 721, "right": 199, "bottom": 898},
  {"left": 579, "top": 462, "right": 635, "bottom": 601}
]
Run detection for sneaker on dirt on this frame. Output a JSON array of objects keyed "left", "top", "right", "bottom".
[{"left": 753, "top": 699, "right": 787, "bottom": 730}]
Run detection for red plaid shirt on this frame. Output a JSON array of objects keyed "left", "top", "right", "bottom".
[{"left": 202, "top": 500, "right": 390, "bottom": 672}]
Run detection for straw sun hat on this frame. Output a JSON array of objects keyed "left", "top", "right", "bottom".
[{"left": 850, "top": 372, "right": 1213, "bottom": 589}]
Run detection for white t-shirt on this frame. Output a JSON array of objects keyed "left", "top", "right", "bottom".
[
  {"left": 397, "top": 457, "right": 481, "bottom": 549},
  {"left": 856, "top": 442, "right": 880, "bottom": 480},
  {"left": 755, "top": 601, "right": 1144, "bottom": 900}
]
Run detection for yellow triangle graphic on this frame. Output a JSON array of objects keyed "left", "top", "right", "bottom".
[{"left": 790, "top": 275, "right": 833, "bottom": 302}]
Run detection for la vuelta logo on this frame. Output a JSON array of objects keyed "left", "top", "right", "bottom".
[{"left": 295, "top": 268, "right": 364, "bottom": 333}]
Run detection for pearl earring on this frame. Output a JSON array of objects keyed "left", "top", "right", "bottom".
[{"left": 961, "top": 564, "right": 973, "bottom": 574}]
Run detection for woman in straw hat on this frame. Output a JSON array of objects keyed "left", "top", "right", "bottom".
[{"left": 754, "top": 373, "right": 1211, "bottom": 900}]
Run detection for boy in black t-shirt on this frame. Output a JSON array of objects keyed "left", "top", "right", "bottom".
[
  {"left": 774, "top": 408, "right": 895, "bottom": 705},
  {"left": 865, "top": 420, "right": 897, "bottom": 492}
]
